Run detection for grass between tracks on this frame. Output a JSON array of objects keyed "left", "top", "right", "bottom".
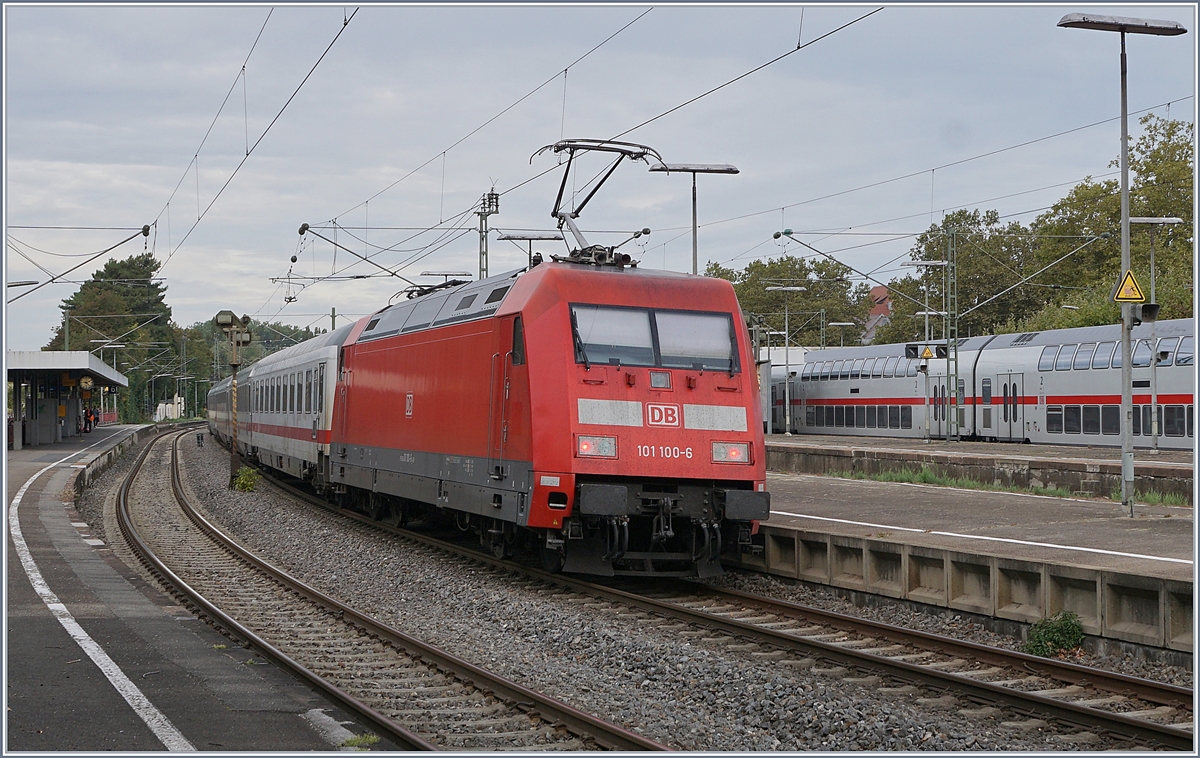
[
  {"left": 828, "top": 467, "right": 1076, "bottom": 500},
  {"left": 829, "top": 467, "right": 1192, "bottom": 506}
]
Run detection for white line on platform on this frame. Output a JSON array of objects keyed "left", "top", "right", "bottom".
[
  {"left": 8, "top": 438, "right": 196, "bottom": 751},
  {"left": 769, "top": 511, "right": 1193, "bottom": 565}
]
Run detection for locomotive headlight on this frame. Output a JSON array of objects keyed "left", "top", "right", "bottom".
[
  {"left": 712, "top": 442, "right": 750, "bottom": 463},
  {"left": 576, "top": 435, "right": 617, "bottom": 458}
]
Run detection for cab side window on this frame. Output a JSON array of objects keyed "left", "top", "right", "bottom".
[{"left": 511, "top": 317, "right": 526, "bottom": 366}]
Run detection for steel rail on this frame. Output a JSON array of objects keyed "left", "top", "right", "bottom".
[
  {"left": 165, "top": 433, "right": 667, "bottom": 752},
  {"left": 116, "top": 431, "right": 436, "bottom": 750},
  {"left": 678, "top": 581, "right": 1193, "bottom": 708},
  {"left": 256, "top": 471, "right": 1192, "bottom": 750}
]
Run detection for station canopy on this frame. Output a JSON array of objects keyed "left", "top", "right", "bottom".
[{"left": 6, "top": 350, "right": 129, "bottom": 388}]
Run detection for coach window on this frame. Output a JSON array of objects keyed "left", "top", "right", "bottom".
[
  {"left": 870, "top": 358, "right": 884, "bottom": 378},
  {"left": 981, "top": 378, "right": 992, "bottom": 405},
  {"left": 1101, "top": 405, "right": 1120, "bottom": 435},
  {"left": 1073, "top": 343, "right": 1096, "bottom": 370},
  {"left": 801, "top": 363, "right": 815, "bottom": 382},
  {"left": 824, "top": 406, "right": 835, "bottom": 426},
  {"left": 1132, "top": 339, "right": 1152, "bottom": 368},
  {"left": 1064, "top": 405, "right": 1082, "bottom": 434},
  {"left": 900, "top": 406, "right": 912, "bottom": 429},
  {"left": 888, "top": 406, "right": 900, "bottom": 429},
  {"left": 1132, "top": 405, "right": 1142, "bottom": 435},
  {"left": 883, "top": 356, "right": 899, "bottom": 378},
  {"left": 1038, "top": 346, "right": 1059, "bottom": 371},
  {"left": 811, "top": 406, "right": 822, "bottom": 426},
  {"left": 306, "top": 370, "right": 313, "bottom": 413},
  {"left": 1110, "top": 344, "right": 1123, "bottom": 369},
  {"left": 1047, "top": 405, "right": 1063, "bottom": 433},
  {"left": 1156, "top": 337, "right": 1179, "bottom": 366},
  {"left": 855, "top": 406, "right": 866, "bottom": 427},
  {"left": 291, "top": 374, "right": 297, "bottom": 413},
  {"left": 835, "top": 406, "right": 846, "bottom": 427},
  {"left": 511, "top": 317, "right": 526, "bottom": 365},
  {"left": 1082, "top": 405, "right": 1101, "bottom": 434},
  {"left": 830, "top": 360, "right": 843, "bottom": 381},
  {"left": 866, "top": 406, "right": 877, "bottom": 428},
  {"left": 850, "top": 358, "right": 864, "bottom": 379},
  {"left": 1176, "top": 336, "right": 1193, "bottom": 365},
  {"left": 839, "top": 361, "right": 851, "bottom": 380},
  {"left": 1055, "top": 344, "right": 1077, "bottom": 371},
  {"left": 1188, "top": 405, "right": 1193, "bottom": 438},
  {"left": 1164, "top": 406, "right": 1186, "bottom": 437},
  {"left": 907, "top": 358, "right": 919, "bottom": 377},
  {"left": 820, "top": 361, "right": 833, "bottom": 381},
  {"left": 1092, "top": 341, "right": 1115, "bottom": 369},
  {"left": 1141, "top": 405, "right": 1159, "bottom": 436}
]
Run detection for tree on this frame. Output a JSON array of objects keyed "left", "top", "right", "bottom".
[
  {"left": 1016, "top": 114, "right": 1193, "bottom": 330},
  {"left": 707, "top": 254, "right": 872, "bottom": 348},
  {"left": 873, "top": 210, "right": 1041, "bottom": 344}
]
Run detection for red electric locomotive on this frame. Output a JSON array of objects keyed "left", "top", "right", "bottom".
[{"left": 210, "top": 139, "right": 770, "bottom": 576}]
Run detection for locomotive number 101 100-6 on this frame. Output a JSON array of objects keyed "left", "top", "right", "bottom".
[{"left": 637, "top": 444, "right": 693, "bottom": 459}]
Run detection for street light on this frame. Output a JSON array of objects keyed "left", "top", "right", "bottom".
[
  {"left": 1130, "top": 216, "right": 1184, "bottom": 453},
  {"left": 1058, "top": 12, "right": 1187, "bottom": 515},
  {"left": 827, "top": 322, "right": 856, "bottom": 347},
  {"left": 649, "top": 162, "right": 739, "bottom": 275},
  {"left": 765, "top": 285, "right": 807, "bottom": 435},
  {"left": 901, "top": 260, "right": 948, "bottom": 342}
]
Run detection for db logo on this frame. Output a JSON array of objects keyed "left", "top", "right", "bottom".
[{"left": 646, "top": 403, "right": 680, "bottom": 427}]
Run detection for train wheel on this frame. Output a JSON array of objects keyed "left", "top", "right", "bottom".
[{"left": 541, "top": 544, "right": 564, "bottom": 573}]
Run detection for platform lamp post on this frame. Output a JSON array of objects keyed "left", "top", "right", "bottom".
[
  {"left": 214, "top": 310, "right": 252, "bottom": 487},
  {"left": 496, "top": 232, "right": 565, "bottom": 267},
  {"left": 762, "top": 329, "right": 786, "bottom": 435},
  {"left": 827, "top": 322, "right": 856, "bottom": 347},
  {"left": 901, "top": 260, "right": 948, "bottom": 342},
  {"left": 1129, "top": 216, "right": 1184, "bottom": 453},
  {"left": 1058, "top": 13, "right": 1187, "bottom": 515},
  {"left": 765, "top": 286, "right": 807, "bottom": 435},
  {"left": 649, "top": 163, "right": 739, "bottom": 275}
]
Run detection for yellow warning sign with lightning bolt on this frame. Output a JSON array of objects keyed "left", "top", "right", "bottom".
[
  {"left": 921, "top": 345, "right": 935, "bottom": 359},
  {"left": 1112, "top": 270, "right": 1146, "bottom": 303}
]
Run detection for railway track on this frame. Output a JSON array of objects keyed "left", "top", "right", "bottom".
[
  {"left": 250, "top": 463, "right": 1193, "bottom": 751},
  {"left": 117, "top": 430, "right": 666, "bottom": 751}
]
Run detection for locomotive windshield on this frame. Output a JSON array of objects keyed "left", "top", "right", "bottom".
[{"left": 571, "top": 304, "right": 738, "bottom": 372}]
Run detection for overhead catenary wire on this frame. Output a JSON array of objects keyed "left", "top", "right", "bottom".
[
  {"left": 159, "top": 8, "right": 358, "bottom": 273},
  {"left": 333, "top": 7, "right": 652, "bottom": 221}
]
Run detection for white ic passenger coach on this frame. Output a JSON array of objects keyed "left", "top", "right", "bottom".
[{"left": 770, "top": 318, "right": 1193, "bottom": 450}]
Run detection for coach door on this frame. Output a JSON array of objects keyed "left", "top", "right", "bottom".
[
  {"left": 489, "top": 316, "right": 530, "bottom": 481},
  {"left": 929, "top": 374, "right": 947, "bottom": 438},
  {"left": 998, "top": 373, "right": 1024, "bottom": 441}
]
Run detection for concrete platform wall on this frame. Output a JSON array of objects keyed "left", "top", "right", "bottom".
[
  {"left": 768, "top": 444, "right": 1193, "bottom": 503},
  {"left": 730, "top": 523, "right": 1193, "bottom": 654}
]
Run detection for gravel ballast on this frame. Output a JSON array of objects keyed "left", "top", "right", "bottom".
[{"left": 71, "top": 432, "right": 1189, "bottom": 750}]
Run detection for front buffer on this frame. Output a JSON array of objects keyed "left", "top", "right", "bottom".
[{"left": 556, "top": 476, "right": 770, "bottom": 577}]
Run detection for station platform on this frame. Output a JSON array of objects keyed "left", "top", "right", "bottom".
[
  {"left": 6, "top": 424, "right": 369, "bottom": 751},
  {"left": 765, "top": 433, "right": 1193, "bottom": 503},
  {"left": 729, "top": 441, "right": 1194, "bottom": 656}
]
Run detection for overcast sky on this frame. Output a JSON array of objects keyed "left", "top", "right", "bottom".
[{"left": 4, "top": 3, "right": 1195, "bottom": 352}]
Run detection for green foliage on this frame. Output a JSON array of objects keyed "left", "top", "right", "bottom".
[
  {"left": 340, "top": 734, "right": 380, "bottom": 749},
  {"left": 233, "top": 466, "right": 259, "bottom": 492},
  {"left": 828, "top": 467, "right": 1073, "bottom": 499},
  {"left": 707, "top": 255, "right": 872, "bottom": 348},
  {"left": 1022, "top": 611, "right": 1085, "bottom": 658},
  {"left": 43, "top": 250, "right": 331, "bottom": 423}
]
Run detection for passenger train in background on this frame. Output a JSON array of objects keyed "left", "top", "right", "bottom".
[
  {"left": 209, "top": 138, "right": 769, "bottom": 578},
  {"left": 770, "top": 319, "right": 1194, "bottom": 450}
]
